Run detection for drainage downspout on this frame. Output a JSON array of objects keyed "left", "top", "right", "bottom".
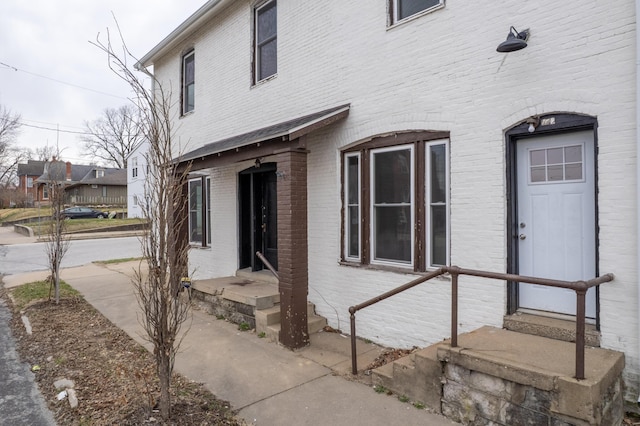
[{"left": 636, "top": 0, "right": 640, "bottom": 406}]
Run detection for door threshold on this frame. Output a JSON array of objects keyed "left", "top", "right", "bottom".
[{"left": 504, "top": 311, "right": 600, "bottom": 347}]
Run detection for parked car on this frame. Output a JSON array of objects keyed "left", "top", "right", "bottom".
[{"left": 56, "top": 207, "right": 109, "bottom": 219}]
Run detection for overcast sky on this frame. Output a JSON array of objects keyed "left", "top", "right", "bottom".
[{"left": 0, "top": 0, "right": 205, "bottom": 165}]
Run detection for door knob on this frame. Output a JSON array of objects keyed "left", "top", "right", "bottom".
[{"left": 519, "top": 234, "right": 526, "bottom": 240}]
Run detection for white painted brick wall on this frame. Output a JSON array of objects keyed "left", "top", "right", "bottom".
[{"left": 150, "top": 0, "right": 639, "bottom": 397}]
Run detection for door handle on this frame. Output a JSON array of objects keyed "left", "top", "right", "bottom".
[{"left": 519, "top": 234, "right": 526, "bottom": 240}]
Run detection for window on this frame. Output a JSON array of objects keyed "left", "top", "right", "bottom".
[
  {"left": 344, "top": 153, "right": 361, "bottom": 260},
  {"left": 254, "top": 0, "right": 277, "bottom": 82},
  {"left": 189, "top": 177, "right": 211, "bottom": 246},
  {"left": 529, "top": 144, "right": 584, "bottom": 183},
  {"left": 43, "top": 184, "right": 49, "bottom": 200},
  {"left": 96, "top": 169, "right": 104, "bottom": 178},
  {"left": 182, "top": 50, "right": 195, "bottom": 114},
  {"left": 132, "top": 157, "right": 138, "bottom": 178},
  {"left": 390, "top": 0, "right": 444, "bottom": 24},
  {"left": 342, "top": 132, "right": 450, "bottom": 271},
  {"left": 27, "top": 177, "right": 33, "bottom": 188}
]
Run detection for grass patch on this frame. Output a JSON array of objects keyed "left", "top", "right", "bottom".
[
  {"left": 0, "top": 207, "right": 51, "bottom": 223},
  {"left": 238, "top": 322, "right": 251, "bottom": 331},
  {"left": 11, "top": 280, "right": 80, "bottom": 310},
  {"left": 374, "top": 385, "right": 388, "bottom": 394},
  {"left": 30, "top": 218, "right": 144, "bottom": 236}
]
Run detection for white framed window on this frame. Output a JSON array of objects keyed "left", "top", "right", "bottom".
[
  {"left": 27, "top": 177, "right": 33, "bottom": 188},
  {"left": 254, "top": 0, "right": 277, "bottom": 83},
  {"left": 132, "top": 157, "right": 138, "bottom": 178},
  {"left": 43, "top": 184, "right": 49, "bottom": 200},
  {"left": 426, "top": 140, "right": 449, "bottom": 267},
  {"left": 182, "top": 50, "right": 195, "bottom": 114},
  {"left": 341, "top": 132, "right": 450, "bottom": 271},
  {"left": 371, "top": 145, "right": 414, "bottom": 266},
  {"left": 96, "top": 170, "right": 104, "bottom": 178},
  {"left": 189, "top": 177, "right": 211, "bottom": 246},
  {"left": 344, "top": 153, "right": 361, "bottom": 261},
  {"left": 390, "top": 0, "right": 444, "bottom": 25}
]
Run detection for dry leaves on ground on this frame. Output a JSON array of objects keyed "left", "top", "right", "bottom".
[{"left": 4, "top": 292, "right": 245, "bottom": 425}]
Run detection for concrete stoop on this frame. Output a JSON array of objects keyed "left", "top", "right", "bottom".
[
  {"left": 372, "top": 326, "right": 625, "bottom": 425},
  {"left": 190, "top": 273, "right": 327, "bottom": 342}
]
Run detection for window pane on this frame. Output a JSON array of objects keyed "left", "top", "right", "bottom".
[
  {"left": 565, "top": 163, "right": 583, "bottom": 180},
  {"left": 430, "top": 144, "right": 446, "bottom": 203},
  {"left": 206, "top": 178, "right": 211, "bottom": 245},
  {"left": 348, "top": 206, "right": 359, "bottom": 257},
  {"left": 347, "top": 156, "right": 359, "bottom": 204},
  {"left": 547, "top": 165, "right": 564, "bottom": 181},
  {"left": 398, "top": 0, "right": 440, "bottom": 20},
  {"left": 431, "top": 205, "right": 446, "bottom": 266},
  {"left": 374, "top": 206, "right": 411, "bottom": 263},
  {"left": 184, "top": 54, "right": 195, "bottom": 85},
  {"left": 257, "top": 2, "right": 277, "bottom": 43},
  {"left": 565, "top": 145, "right": 582, "bottom": 163},
  {"left": 547, "top": 147, "right": 563, "bottom": 164},
  {"left": 189, "top": 180, "right": 202, "bottom": 243},
  {"left": 530, "top": 166, "right": 546, "bottom": 183},
  {"left": 374, "top": 149, "right": 411, "bottom": 204},
  {"left": 259, "top": 40, "right": 277, "bottom": 80},
  {"left": 530, "top": 149, "right": 545, "bottom": 166}
]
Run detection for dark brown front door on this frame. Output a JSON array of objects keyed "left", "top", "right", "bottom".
[{"left": 239, "top": 164, "right": 278, "bottom": 271}]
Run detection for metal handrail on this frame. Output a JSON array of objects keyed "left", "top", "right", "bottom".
[
  {"left": 348, "top": 265, "right": 614, "bottom": 380},
  {"left": 256, "top": 251, "right": 279, "bottom": 280}
]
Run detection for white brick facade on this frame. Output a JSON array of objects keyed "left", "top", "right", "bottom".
[{"left": 145, "top": 1, "right": 640, "bottom": 399}]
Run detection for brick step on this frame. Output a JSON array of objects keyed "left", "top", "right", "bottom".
[{"left": 371, "top": 344, "right": 442, "bottom": 412}]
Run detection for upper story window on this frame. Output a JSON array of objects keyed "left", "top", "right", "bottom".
[
  {"left": 342, "top": 132, "right": 450, "bottom": 271},
  {"left": 132, "top": 157, "right": 138, "bottom": 178},
  {"left": 182, "top": 50, "right": 195, "bottom": 114},
  {"left": 254, "top": 0, "right": 277, "bottom": 83},
  {"left": 27, "top": 177, "right": 33, "bottom": 188},
  {"left": 96, "top": 169, "right": 104, "bottom": 178},
  {"left": 390, "top": 0, "right": 444, "bottom": 24}
]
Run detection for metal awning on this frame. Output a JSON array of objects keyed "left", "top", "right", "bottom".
[{"left": 176, "top": 104, "right": 350, "bottom": 166}]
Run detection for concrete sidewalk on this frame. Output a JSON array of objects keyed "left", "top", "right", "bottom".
[{"left": 4, "top": 262, "right": 456, "bottom": 425}]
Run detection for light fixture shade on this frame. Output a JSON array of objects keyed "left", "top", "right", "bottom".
[{"left": 497, "top": 27, "right": 529, "bottom": 52}]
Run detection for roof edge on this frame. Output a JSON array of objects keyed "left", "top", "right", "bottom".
[{"left": 136, "top": 0, "right": 232, "bottom": 68}]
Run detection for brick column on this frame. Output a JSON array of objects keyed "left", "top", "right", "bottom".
[{"left": 275, "top": 148, "right": 309, "bottom": 349}]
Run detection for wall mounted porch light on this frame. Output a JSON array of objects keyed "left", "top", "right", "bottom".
[
  {"left": 497, "top": 26, "right": 530, "bottom": 52},
  {"left": 526, "top": 116, "right": 540, "bottom": 133}
]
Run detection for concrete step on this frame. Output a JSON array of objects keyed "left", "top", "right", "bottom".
[
  {"left": 261, "top": 302, "right": 328, "bottom": 343},
  {"left": 371, "top": 344, "right": 442, "bottom": 412},
  {"left": 503, "top": 312, "right": 600, "bottom": 347}
]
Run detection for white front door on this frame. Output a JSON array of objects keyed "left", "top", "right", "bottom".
[{"left": 517, "top": 131, "right": 596, "bottom": 318}]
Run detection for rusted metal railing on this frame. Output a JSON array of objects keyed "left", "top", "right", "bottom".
[
  {"left": 348, "top": 266, "right": 614, "bottom": 380},
  {"left": 256, "top": 251, "right": 279, "bottom": 280}
]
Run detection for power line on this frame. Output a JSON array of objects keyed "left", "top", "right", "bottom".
[
  {"left": 0, "top": 61, "right": 129, "bottom": 100},
  {"left": 19, "top": 121, "right": 91, "bottom": 135}
]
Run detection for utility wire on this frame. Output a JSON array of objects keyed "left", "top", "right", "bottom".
[{"left": 0, "top": 61, "right": 129, "bottom": 100}]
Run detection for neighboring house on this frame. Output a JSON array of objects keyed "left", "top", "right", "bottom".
[
  {"left": 16, "top": 160, "right": 46, "bottom": 206},
  {"left": 36, "top": 158, "right": 126, "bottom": 206},
  {"left": 126, "top": 140, "right": 149, "bottom": 218},
  {"left": 138, "top": 0, "right": 639, "bottom": 416}
]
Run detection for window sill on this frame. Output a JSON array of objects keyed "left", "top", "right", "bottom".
[
  {"left": 387, "top": 3, "right": 445, "bottom": 30},
  {"left": 189, "top": 244, "right": 211, "bottom": 250},
  {"left": 180, "top": 110, "right": 195, "bottom": 119},
  {"left": 252, "top": 73, "right": 278, "bottom": 88},
  {"left": 339, "top": 260, "right": 451, "bottom": 280}
]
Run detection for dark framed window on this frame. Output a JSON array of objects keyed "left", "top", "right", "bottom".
[
  {"left": 254, "top": 0, "right": 277, "bottom": 83},
  {"left": 132, "top": 157, "right": 138, "bottom": 178},
  {"left": 189, "top": 176, "right": 211, "bottom": 246},
  {"left": 390, "top": 0, "right": 444, "bottom": 25},
  {"left": 182, "top": 50, "right": 195, "bottom": 114},
  {"left": 342, "top": 131, "right": 450, "bottom": 271}
]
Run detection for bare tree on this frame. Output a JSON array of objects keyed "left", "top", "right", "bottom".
[
  {"left": 32, "top": 144, "right": 61, "bottom": 162},
  {"left": 42, "top": 160, "right": 70, "bottom": 304},
  {"left": 81, "top": 103, "right": 143, "bottom": 168},
  {"left": 93, "top": 24, "right": 191, "bottom": 420},
  {"left": 0, "top": 105, "right": 25, "bottom": 186}
]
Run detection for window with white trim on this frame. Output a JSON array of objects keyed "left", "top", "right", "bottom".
[
  {"left": 341, "top": 132, "right": 450, "bottom": 271},
  {"left": 182, "top": 50, "right": 195, "bottom": 114},
  {"left": 254, "top": 0, "right": 277, "bottom": 83},
  {"left": 189, "top": 177, "right": 211, "bottom": 246},
  {"left": 344, "top": 153, "right": 361, "bottom": 261},
  {"left": 132, "top": 157, "right": 138, "bottom": 178},
  {"left": 390, "top": 0, "right": 444, "bottom": 24}
]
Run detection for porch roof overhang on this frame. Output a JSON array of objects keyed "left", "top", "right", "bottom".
[{"left": 176, "top": 103, "right": 350, "bottom": 172}]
